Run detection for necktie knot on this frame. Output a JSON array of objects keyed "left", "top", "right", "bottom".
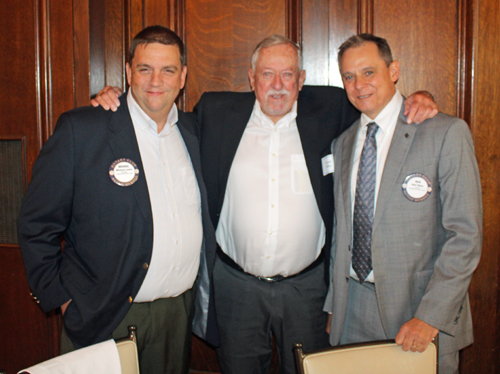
[{"left": 366, "top": 122, "right": 379, "bottom": 139}]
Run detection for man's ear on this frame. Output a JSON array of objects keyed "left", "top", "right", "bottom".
[
  {"left": 180, "top": 65, "right": 188, "bottom": 89},
  {"left": 248, "top": 69, "right": 256, "bottom": 91},
  {"left": 298, "top": 69, "right": 306, "bottom": 91},
  {"left": 390, "top": 60, "right": 400, "bottom": 83},
  {"left": 126, "top": 62, "right": 132, "bottom": 86}
]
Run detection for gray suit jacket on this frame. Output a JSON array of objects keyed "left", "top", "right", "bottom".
[{"left": 325, "top": 104, "right": 482, "bottom": 355}]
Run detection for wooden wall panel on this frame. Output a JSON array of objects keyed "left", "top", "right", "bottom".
[
  {"left": 184, "top": 0, "right": 287, "bottom": 110},
  {"left": 373, "top": 0, "right": 459, "bottom": 116},
  {"left": 105, "top": 0, "right": 126, "bottom": 90},
  {"left": 48, "top": 0, "right": 77, "bottom": 132},
  {"left": 460, "top": 0, "right": 500, "bottom": 371},
  {"left": 0, "top": 1, "right": 59, "bottom": 372}
]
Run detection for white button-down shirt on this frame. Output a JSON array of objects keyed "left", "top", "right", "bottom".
[
  {"left": 127, "top": 91, "right": 203, "bottom": 301},
  {"left": 349, "top": 90, "right": 403, "bottom": 282},
  {"left": 216, "top": 101, "right": 325, "bottom": 277}
]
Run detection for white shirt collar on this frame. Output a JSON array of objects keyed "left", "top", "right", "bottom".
[
  {"left": 252, "top": 100, "right": 298, "bottom": 129},
  {"left": 127, "top": 90, "right": 178, "bottom": 136},
  {"left": 360, "top": 90, "right": 403, "bottom": 135}
]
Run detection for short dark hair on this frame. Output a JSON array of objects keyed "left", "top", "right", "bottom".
[
  {"left": 129, "top": 25, "right": 186, "bottom": 66},
  {"left": 338, "top": 33, "right": 393, "bottom": 68}
]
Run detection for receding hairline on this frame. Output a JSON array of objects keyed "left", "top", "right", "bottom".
[{"left": 250, "top": 35, "right": 303, "bottom": 72}]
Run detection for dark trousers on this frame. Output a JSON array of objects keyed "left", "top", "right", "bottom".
[
  {"left": 61, "top": 289, "right": 195, "bottom": 374},
  {"left": 213, "top": 256, "right": 330, "bottom": 374}
]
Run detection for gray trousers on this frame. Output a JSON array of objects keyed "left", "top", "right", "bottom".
[
  {"left": 61, "top": 289, "right": 195, "bottom": 374},
  {"left": 341, "top": 278, "right": 459, "bottom": 374},
  {"left": 213, "top": 256, "right": 330, "bottom": 374}
]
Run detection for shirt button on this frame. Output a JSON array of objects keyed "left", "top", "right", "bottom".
[
  {"left": 272, "top": 153, "right": 276, "bottom": 157},
  {"left": 267, "top": 256, "right": 271, "bottom": 259},
  {"left": 272, "top": 178, "right": 275, "bottom": 182},
  {"left": 269, "top": 231, "right": 273, "bottom": 235},
  {"left": 175, "top": 240, "right": 179, "bottom": 244},
  {"left": 271, "top": 204, "right": 275, "bottom": 208},
  {"left": 129, "top": 296, "right": 133, "bottom": 303},
  {"left": 143, "top": 263, "right": 149, "bottom": 270}
]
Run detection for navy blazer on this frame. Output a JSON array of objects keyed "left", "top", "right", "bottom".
[
  {"left": 18, "top": 94, "right": 217, "bottom": 348},
  {"left": 193, "top": 86, "right": 359, "bottom": 283}
]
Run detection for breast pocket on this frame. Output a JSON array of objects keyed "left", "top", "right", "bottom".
[{"left": 291, "top": 154, "right": 313, "bottom": 194}]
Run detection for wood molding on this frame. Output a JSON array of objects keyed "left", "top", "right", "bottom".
[
  {"left": 357, "top": 0, "right": 373, "bottom": 34},
  {"left": 457, "top": 0, "right": 475, "bottom": 124},
  {"left": 286, "top": 0, "right": 302, "bottom": 45},
  {"left": 73, "top": 0, "right": 90, "bottom": 107}
]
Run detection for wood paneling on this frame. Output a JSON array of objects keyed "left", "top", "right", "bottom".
[
  {"left": 460, "top": 0, "right": 500, "bottom": 371},
  {"left": 374, "top": 0, "right": 459, "bottom": 116},
  {"left": 1, "top": 0, "right": 499, "bottom": 373},
  {"left": 184, "top": 0, "right": 287, "bottom": 110}
]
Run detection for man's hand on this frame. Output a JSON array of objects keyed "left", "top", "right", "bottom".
[
  {"left": 395, "top": 317, "right": 439, "bottom": 353},
  {"left": 404, "top": 91, "right": 438, "bottom": 124},
  {"left": 61, "top": 299, "right": 72, "bottom": 316},
  {"left": 326, "top": 313, "right": 332, "bottom": 334},
  {"left": 90, "top": 86, "right": 123, "bottom": 111}
]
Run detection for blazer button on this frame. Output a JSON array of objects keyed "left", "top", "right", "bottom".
[
  {"left": 129, "top": 296, "right": 133, "bottom": 303},
  {"left": 345, "top": 277, "right": 349, "bottom": 282},
  {"left": 143, "top": 263, "right": 149, "bottom": 270},
  {"left": 348, "top": 245, "right": 351, "bottom": 252}
]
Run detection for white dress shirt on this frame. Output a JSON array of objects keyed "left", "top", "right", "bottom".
[
  {"left": 349, "top": 90, "right": 403, "bottom": 282},
  {"left": 216, "top": 100, "right": 325, "bottom": 277},
  {"left": 127, "top": 91, "right": 203, "bottom": 301}
]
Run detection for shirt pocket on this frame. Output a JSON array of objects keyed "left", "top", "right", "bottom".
[{"left": 291, "top": 154, "right": 313, "bottom": 194}]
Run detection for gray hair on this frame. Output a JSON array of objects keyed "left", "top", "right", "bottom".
[{"left": 251, "top": 35, "right": 303, "bottom": 71}]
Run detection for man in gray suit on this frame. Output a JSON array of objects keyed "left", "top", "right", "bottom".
[{"left": 325, "top": 33, "right": 482, "bottom": 374}]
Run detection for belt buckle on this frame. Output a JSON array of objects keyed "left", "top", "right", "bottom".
[{"left": 257, "top": 275, "right": 286, "bottom": 282}]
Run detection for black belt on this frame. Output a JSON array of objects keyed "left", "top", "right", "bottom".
[{"left": 216, "top": 247, "right": 324, "bottom": 283}]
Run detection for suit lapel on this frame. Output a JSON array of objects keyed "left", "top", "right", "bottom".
[
  {"left": 217, "top": 94, "right": 255, "bottom": 212},
  {"left": 372, "top": 106, "right": 416, "bottom": 232},
  {"left": 339, "top": 123, "right": 359, "bottom": 237},
  {"left": 296, "top": 112, "right": 324, "bottom": 209},
  {"left": 107, "top": 96, "right": 153, "bottom": 226}
]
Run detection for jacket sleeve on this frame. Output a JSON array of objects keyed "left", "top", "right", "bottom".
[
  {"left": 18, "top": 113, "right": 75, "bottom": 312},
  {"left": 414, "top": 118, "right": 482, "bottom": 335}
]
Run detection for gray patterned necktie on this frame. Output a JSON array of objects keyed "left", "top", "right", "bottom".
[{"left": 352, "top": 122, "right": 379, "bottom": 282}]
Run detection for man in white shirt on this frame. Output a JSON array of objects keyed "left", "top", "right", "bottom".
[
  {"left": 18, "top": 26, "right": 216, "bottom": 374},
  {"left": 193, "top": 35, "right": 439, "bottom": 374},
  {"left": 325, "top": 33, "right": 482, "bottom": 374},
  {"left": 91, "top": 34, "right": 438, "bottom": 373}
]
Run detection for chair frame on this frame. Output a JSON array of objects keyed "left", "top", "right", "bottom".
[
  {"left": 115, "top": 325, "right": 140, "bottom": 374},
  {"left": 294, "top": 336, "right": 438, "bottom": 374}
]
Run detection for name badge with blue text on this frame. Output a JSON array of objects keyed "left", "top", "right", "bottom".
[
  {"left": 109, "top": 158, "right": 139, "bottom": 187},
  {"left": 402, "top": 173, "right": 432, "bottom": 202}
]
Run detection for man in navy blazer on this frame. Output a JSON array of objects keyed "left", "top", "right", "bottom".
[{"left": 18, "top": 26, "right": 217, "bottom": 374}]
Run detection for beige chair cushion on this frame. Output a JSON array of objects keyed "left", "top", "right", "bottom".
[
  {"left": 302, "top": 342, "right": 437, "bottom": 374},
  {"left": 116, "top": 339, "right": 140, "bottom": 374}
]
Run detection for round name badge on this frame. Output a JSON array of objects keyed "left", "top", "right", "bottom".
[
  {"left": 402, "top": 173, "right": 432, "bottom": 202},
  {"left": 109, "top": 158, "right": 139, "bottom": 187}
]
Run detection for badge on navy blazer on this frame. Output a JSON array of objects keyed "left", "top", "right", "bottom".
[{"left": 109, "top": 158, "right": 139, "bottom": 186}]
